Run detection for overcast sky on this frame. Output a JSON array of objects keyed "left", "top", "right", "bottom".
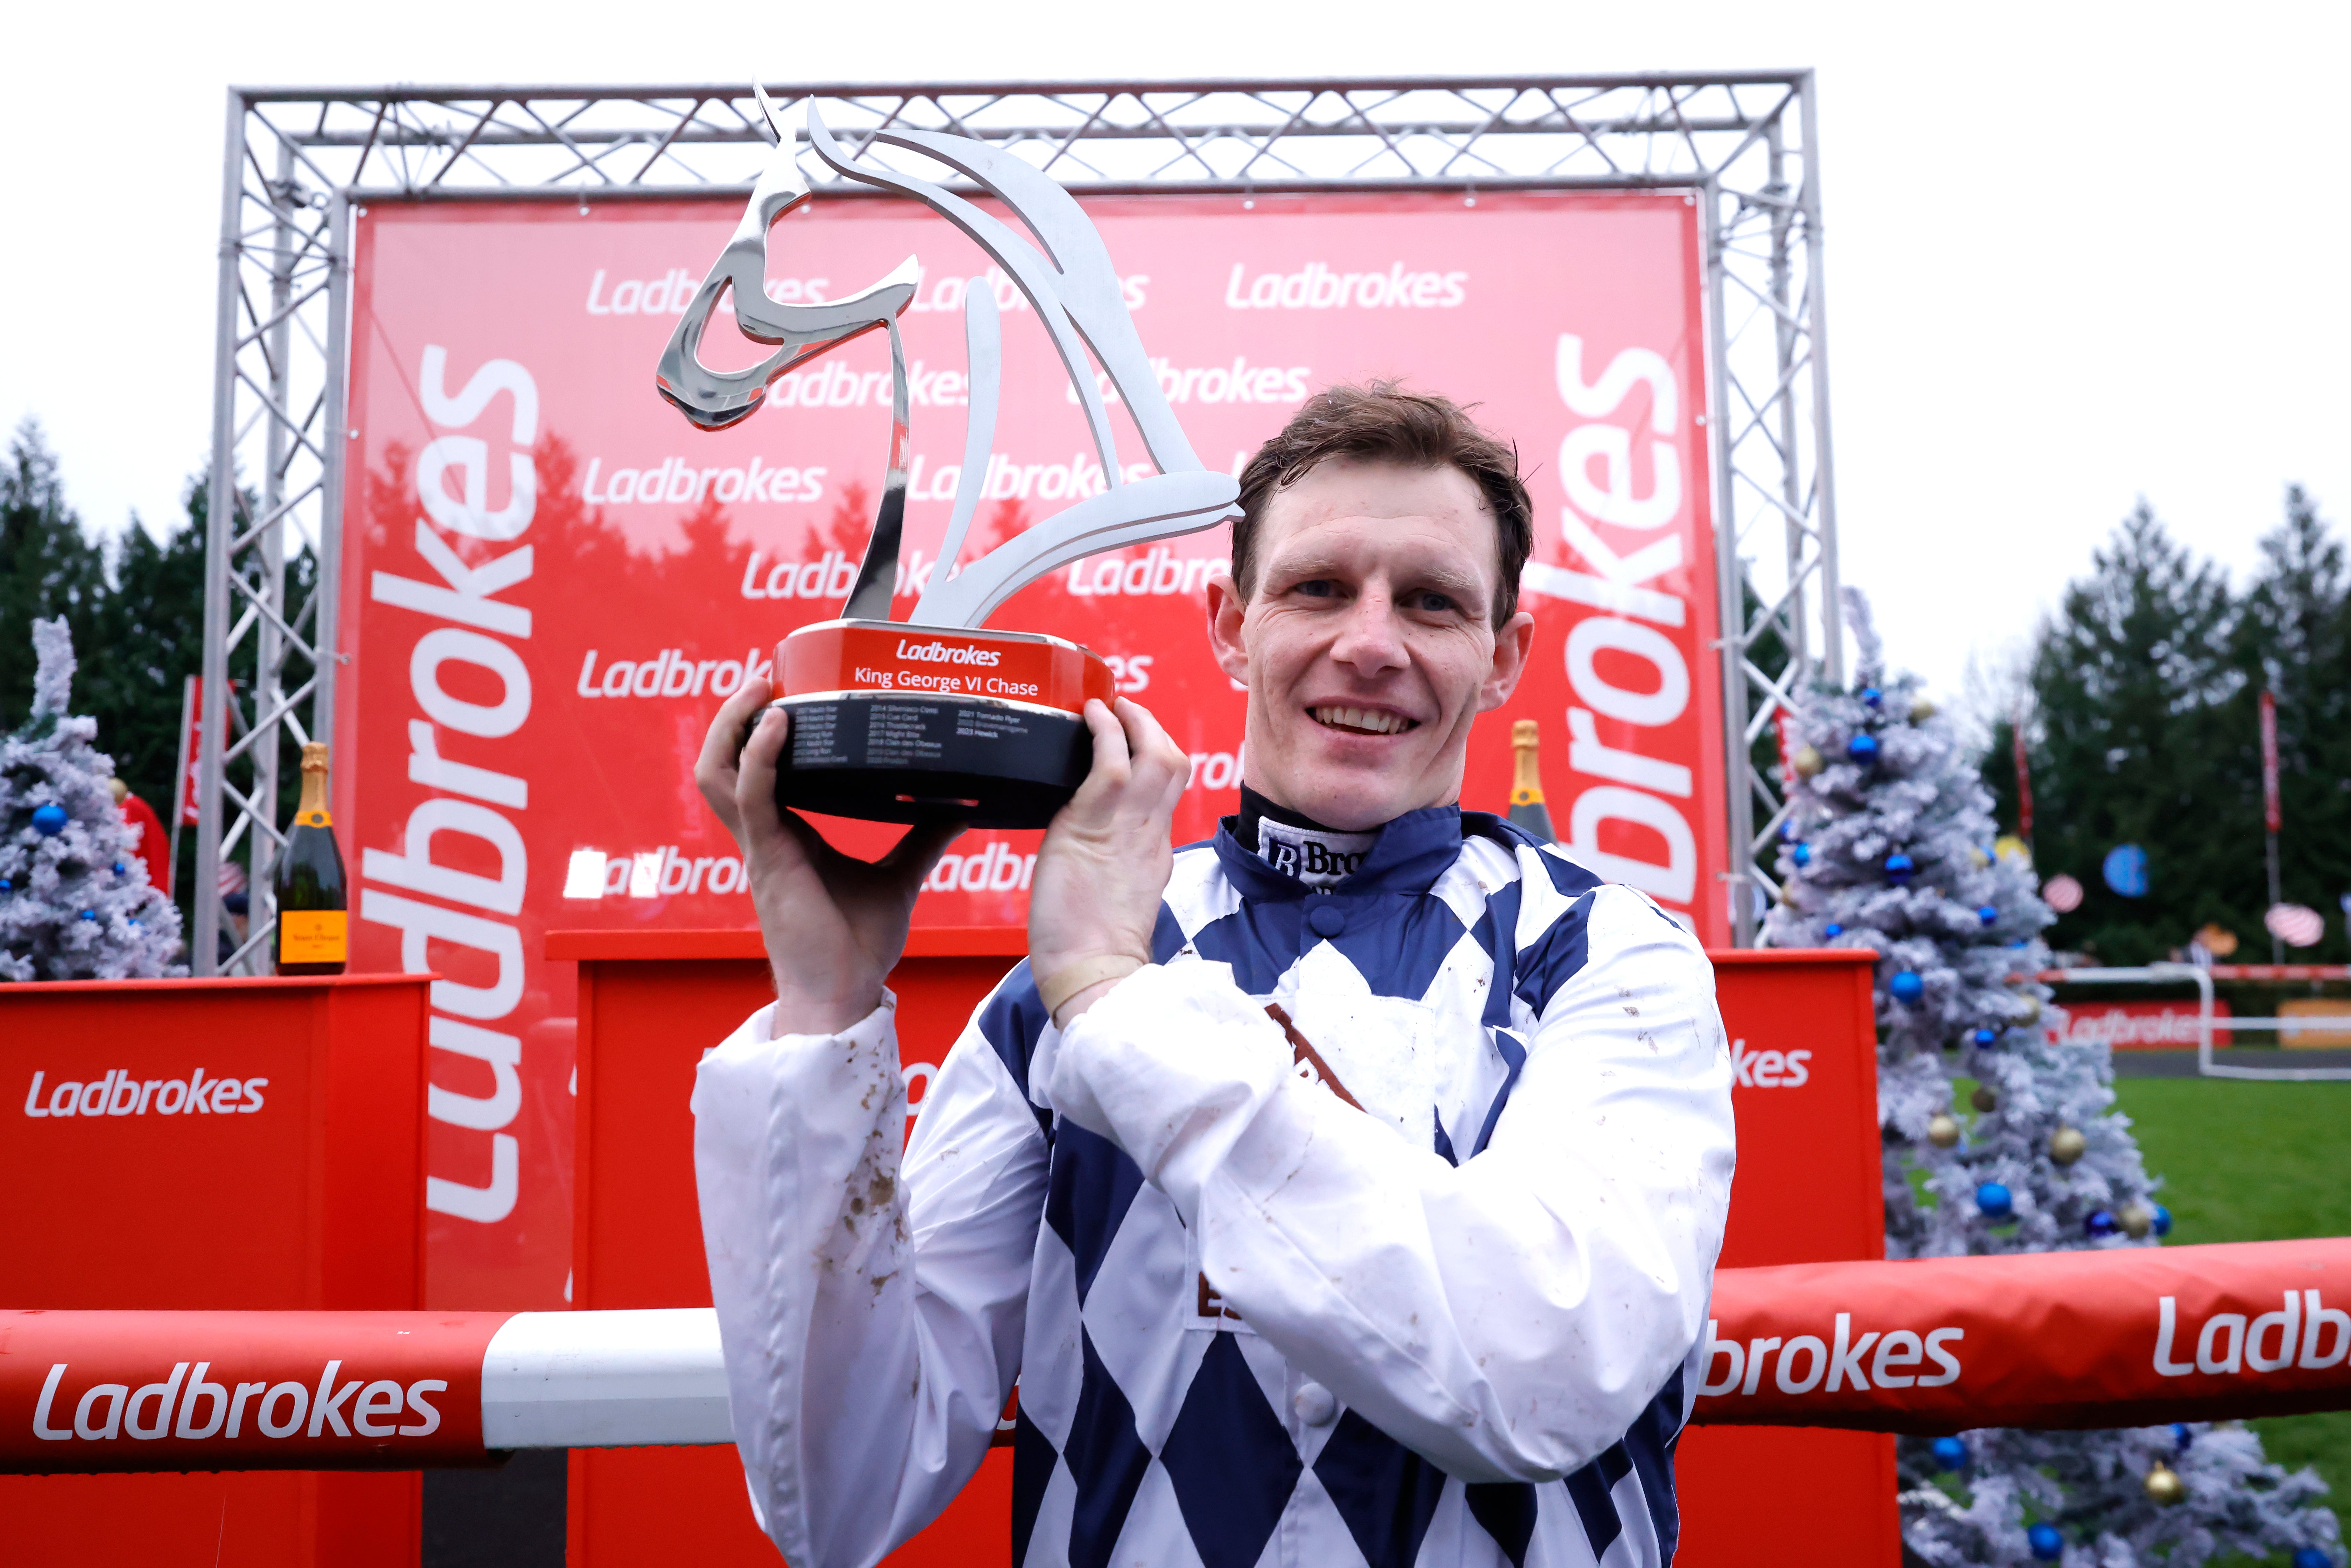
[{"left": 5, "top": 0, "right": 2346, "bottom": 707}]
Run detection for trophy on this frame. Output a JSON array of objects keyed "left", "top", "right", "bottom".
[{"left": 656, "top": 91, "right": 1240, "bottom": 828}]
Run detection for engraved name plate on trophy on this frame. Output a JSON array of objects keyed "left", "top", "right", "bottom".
[{"left": 655, "top": 91, "right": 1240, "bottom": 827}]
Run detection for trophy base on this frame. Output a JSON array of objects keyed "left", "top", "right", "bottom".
[
  {"left": 770, "top": 621, "right": 1115, "bottom": 831},
  {"left": 777, "top": 692, "right": 1093, "bottom": 828}
]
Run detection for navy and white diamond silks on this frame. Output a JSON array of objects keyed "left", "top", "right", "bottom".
[{"left": 693, "top": 807, "right": 1737, "bottom": 1568}]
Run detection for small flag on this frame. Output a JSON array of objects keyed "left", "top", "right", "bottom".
[{"left": 2260, "top": 690, "right": 2282, "bottom": 835}]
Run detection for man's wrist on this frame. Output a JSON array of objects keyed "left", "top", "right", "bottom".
[
  {"left": 1036, "top": 953, "right": 1145, "bottom": 1027},
  {"left": 768, "top": 979, "right": 885, "bottom": 1038}
]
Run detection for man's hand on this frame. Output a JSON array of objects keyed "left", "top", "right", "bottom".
[
  {"left": 1028, "top": 697, "right": 1191, "bottom": 1026},
  {"left": 695, "top": 652, "right": 963, "bottom": 1036}
]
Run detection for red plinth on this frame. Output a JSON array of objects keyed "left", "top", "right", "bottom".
[
  {"left": 0, "top": 974, "right": 432, "bottom": 1568},
  {"left": 555, "top": 933, "right": 1891, "bottom": 1568}
]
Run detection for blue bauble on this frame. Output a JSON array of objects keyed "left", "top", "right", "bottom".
[
  {"left": 2292, "top": 1548, "right": 2332, "bottom": 1568},
  {"left": 1824, "top": 922, "right": 1844, "bottom": 938},
  {"left": 1977, "top": 905, "right": 1999, "bottom": 925},
  {"left": 1930, "top": 1435, "right": 1969, "bottom": 1470},
  {"left": 1890, "top": 970, "right": 1925, "bottom": 1004},
  {"left": 2152, "top": 1205, "right": 2173, "bottom": 1238},
  {"left": 1792, "top": 843, "right": 1812, "bottom": 867},
  {"left": 1862, "top": 686, "right": 1883, "bottom": 708},
  {"left": 2085, "top": 1209, "right": 2120, "bottom": 1237},
  {"left": 1976, "top": 1182, "right": 2014, "bottom": 1219},
  {"left": 2171, "top": 1422, "right": 2193, "bottom": 1452},
  {"left": 0, "top": 878, "right": 11, "bottom": 892},
  {"left": 79, "top": 910, "right": 96, "bottom": 921},
  {"left": 1885, "top": 852, "right": 1916, "bottom": 884},
  {"left": 2027, "top": 1523, "right": 2063, "bottom": 1561},
  {"left": 31, "top": 803, "right": 69, "bottom": 836},
  {"left": 111, "top": 861, "right": 126, "bottom": 875},
  {"left": 1972, "top": 1027, "right": 1999, "bottom": 1047},
  {"left": 1847, "top": 733, "right": 1880, "bottom": 765}
]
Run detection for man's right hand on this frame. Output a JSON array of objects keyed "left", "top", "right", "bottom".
[{"left": 696, "top": 653, "right": 964, "bottom": 1037}]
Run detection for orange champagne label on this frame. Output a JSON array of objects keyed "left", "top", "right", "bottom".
[{"left": 280, "top": 910, "right": 347, "bottom": 964}]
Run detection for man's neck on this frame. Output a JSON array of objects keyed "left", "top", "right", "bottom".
[{"left": 1236, "top": 784, "right": 1378, "bottom": 889}]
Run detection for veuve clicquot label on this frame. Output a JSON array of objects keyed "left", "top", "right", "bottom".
[
  {"left": 279, "top": 909, "right": 349, "bottom": 965},
  {"left": 276, "top": 742, "right": 350, "bottom": 976}
]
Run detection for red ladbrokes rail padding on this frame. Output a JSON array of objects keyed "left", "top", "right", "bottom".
[
  {"left": 0, "top": 1307, "right": 726, "bottom": 1473},
  {"left": 1695, "top": 1238, "right": 2351, "bottom": 1432},
  {"left": 7, "top": 1242, "right": 2349, "bottom": 1471}
]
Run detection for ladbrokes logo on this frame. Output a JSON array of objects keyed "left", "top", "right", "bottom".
[
  {"left": 2155, "top": 1290, "right": 2350, "bottom": 1377},
  {"left": 1729, "top": 1039, "right": 1811, "bottom": 1088},
  {"left": 1702, "top": 1313, "right": 1965, "bottom": 1398},
  {"left": 895, "top": 639, "right": 1002, "bottom": 668},
  {"left": 23, "top": 1069, "right": 265, "bottom": 1119},
  {"left": 1224, "top": 260, "right": 1468, "bottom": 310},
  {"left": 32, "top": 1360, "right": 444, "bottom": 1443}
]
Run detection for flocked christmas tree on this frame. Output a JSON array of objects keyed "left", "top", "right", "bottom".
[
  {"left": 1765, "top": 590, "right": 2339, "bottom": 1568},
  {"left": 1, "top": 617, "right": 184, "bottom": 980}
]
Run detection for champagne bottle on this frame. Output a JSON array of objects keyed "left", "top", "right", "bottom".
[
  {"left": 1508, "top": 719, "right": 1557, "bottom": 843},
  {"left": 275, "top": 743, "right": 348, "bottom": 975}
]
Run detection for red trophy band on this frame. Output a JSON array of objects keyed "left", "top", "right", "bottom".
[{"left": 770, "top": 620, "right": 1118, "bottom": 828}]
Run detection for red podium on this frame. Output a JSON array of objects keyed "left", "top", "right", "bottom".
[
  {"left": 555, "top": 934, "right": 1890, "bottom": 1567},
  {"left": 0, "top": 975, "right": 431, "bottom": 1568}
]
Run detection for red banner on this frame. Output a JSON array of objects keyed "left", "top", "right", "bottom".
[
  {"left": 175, "top": 677, "right": 202, "bottom": 829},
  {"left": 1695, "top": 1238, "right": 2351, "bottom": 1432},
  {"left": 2261, "top": 689, "right": 2281, "bottom": 834},
  {"left": 343, "top": 191, "right": 1719, "bottom": 1306}
]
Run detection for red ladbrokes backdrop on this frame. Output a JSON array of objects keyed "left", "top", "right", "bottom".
[{"left": 343, "top": 191, "right": 1721, "bottom": 1306}]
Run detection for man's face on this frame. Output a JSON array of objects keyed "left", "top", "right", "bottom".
[{"left": 1206, "top": 458, "right": 1535, "bottom": 831}]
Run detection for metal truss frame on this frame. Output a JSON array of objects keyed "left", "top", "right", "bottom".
[{"left": 196, "top": 73, "right": 1837, "bottom": 966}]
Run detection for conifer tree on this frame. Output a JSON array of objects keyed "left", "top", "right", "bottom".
[
  {"left": 1767, "top": 591, "right": 2339, "bottom": 1567},
  {"left": 2, "top": 618, "right": 185, "bottom": 979}
]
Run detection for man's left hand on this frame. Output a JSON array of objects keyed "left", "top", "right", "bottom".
[{"left": 1028, "top": 697, "right": 1190, "bottom": 1026}]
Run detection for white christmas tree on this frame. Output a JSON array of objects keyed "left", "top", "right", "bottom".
[
  {"left": 1765, "top": 591, "right": 2340, "bottom": 1568},
  {"left": 1, "top": 617, "right": 185, "bottom": 981}
]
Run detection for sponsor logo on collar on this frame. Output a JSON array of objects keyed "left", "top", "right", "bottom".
[{"left": 1256, "top": 820, "right": 1375, "bottom": 888}]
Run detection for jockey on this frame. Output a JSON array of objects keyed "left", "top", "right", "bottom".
[{"left": 691, "top": 384, "right": 1736, "bottom": 1568}]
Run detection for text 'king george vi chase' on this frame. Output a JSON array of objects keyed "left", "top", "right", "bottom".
[{"left": 654, "top": 90, "right": 1239, "bottom": 827}]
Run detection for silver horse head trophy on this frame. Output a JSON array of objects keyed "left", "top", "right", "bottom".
[
  {"left": 654, "top": 91, "right": 1240, "bottom": 828},
  {"left": 656, "top": 90, "right": 1240, "bottom": 630}
]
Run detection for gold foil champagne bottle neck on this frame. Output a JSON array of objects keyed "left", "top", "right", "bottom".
[
  {"left": 1510, "top": 719, "right": 1544, "bottom": 806},
  {"left": 297, "top": 742, "right": 332, "bottom": 826}
]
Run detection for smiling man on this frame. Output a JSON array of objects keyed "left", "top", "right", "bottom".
[{"left": 691, "top": 384, "right": 1736, "bottom": 1568}]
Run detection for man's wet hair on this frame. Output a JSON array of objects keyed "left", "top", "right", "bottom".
[{"left": 1231, "top": 381, "right": 1534, "bottom": 629}]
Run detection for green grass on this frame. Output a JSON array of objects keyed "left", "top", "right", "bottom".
[{"left": 2113, "top": 1078, "right": 2351, "bottom": 1518}]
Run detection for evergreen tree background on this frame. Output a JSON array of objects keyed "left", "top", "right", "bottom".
[
  {"left": 0, "top": 418, "right": 312, "bottom": 923},
  {"left": 1984, "top": 490, "right": 2351, "bottom": 964}
]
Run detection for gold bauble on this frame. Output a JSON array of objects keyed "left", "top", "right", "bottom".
[
  {"left": 2119, "top": 1204, "right": 2154, "bottom": 1239},
  {"left": 1927, "top": 1114, "right": 1962, "bottom": 1149},
  {"left": 2016, "top": 997, "right": 2042, "bottom": 1025},
  {"left": 2049, "top": 1126, "right": 2088, "bottom": 1166},
  {"left": 1969, "top": 846, "right": 1991, "bottom": 869},
  {"left": 2144, "top": 1463, "right": 2186, "bottom": 1505},
  {"left": 1971, "top": 1085, "right": 1999, "bottom": 1113},
  {"left": 1792, "top": 745, "right": 1825, "bottom": 779},
  {"left": 1910, "top": 698, "right": 1939, "bottom": 722}
]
